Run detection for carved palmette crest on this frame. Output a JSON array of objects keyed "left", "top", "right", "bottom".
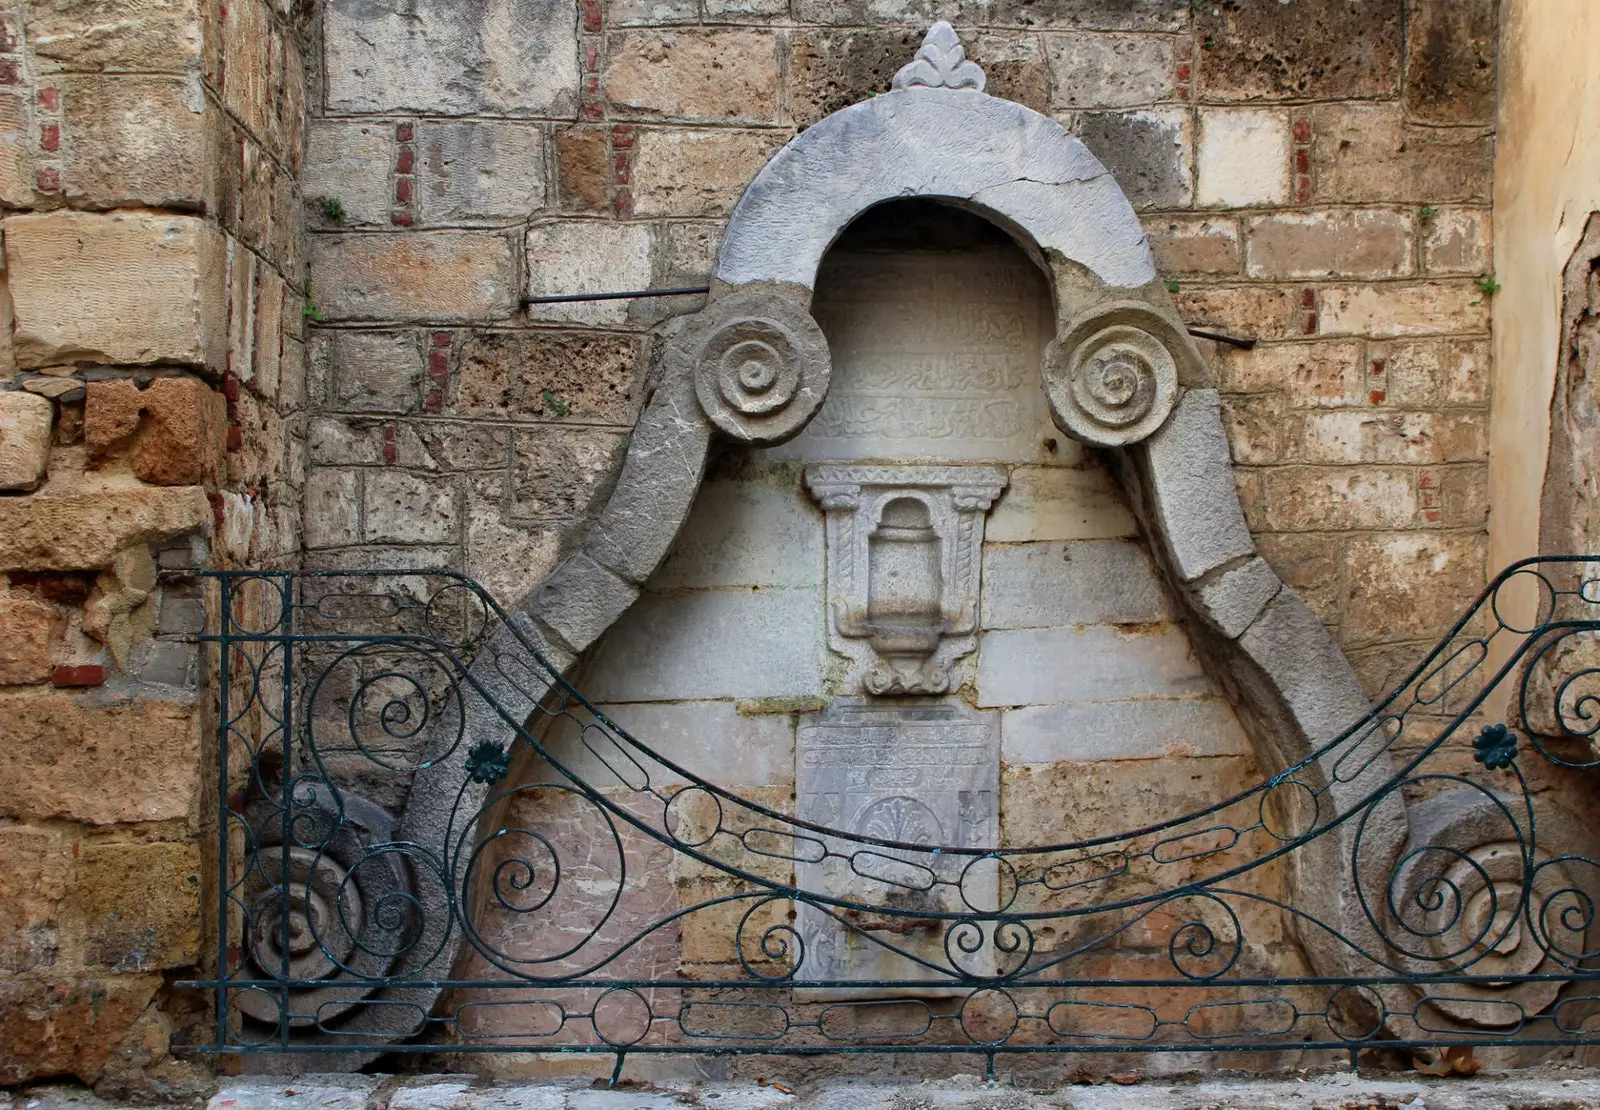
[{"left": 892, "top": 22, "right": 987, "bottom": 93}]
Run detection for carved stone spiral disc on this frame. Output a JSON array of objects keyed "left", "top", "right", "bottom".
[
  {"left": 689, "top": 289, "right": 831, "bottom": 446},
  {"left": 1044, "top": 303, "right": 1183, "bottom": 447}
]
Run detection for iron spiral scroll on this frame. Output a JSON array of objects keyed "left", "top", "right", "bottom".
[{"left": 184, "top": 558, "right": 1600, "bottom": 1068}]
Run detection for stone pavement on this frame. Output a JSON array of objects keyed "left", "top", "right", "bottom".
[{"left": 14, "top": 1068, "right": 1600, "bottom": 1110}]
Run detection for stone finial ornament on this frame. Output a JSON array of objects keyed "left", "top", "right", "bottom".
[
  {"left": 687, "top": 289, "right": 831, "bottom": 445},
  {"left": 891, "top": 22, "right": 986, "bottom": 92}
]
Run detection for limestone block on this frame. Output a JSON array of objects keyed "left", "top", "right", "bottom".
[
  {"left": 0, "top": 825, "right": 67, "bottom": 972},
  {"left": 962, "top": 32, "right": 1051, "bottom": 113},
  {"left": 4, "top": 212, "right": 227, "bottom": 371},
  {"left": 652, "top": 472, "right": 824, "bottom": 590},
  {"left": 1404, "top": 0, "right": 1497, "bottom": 124},
  {"left": 418, "top": 121, "right": 548, "bottom": 224},
  {"left": 1422, "top": 207, "right": 1492, "bottom": 275},
  {"left": 309, "top": 231, "right": 519, "bottom": 323},
  {"left": 0, "top": 391, "right": 52, "bottom": 490},
  {"left": 630, "top": 128, "right": 784, "bottom": 218},
  {"left": 607, "top": 0, "right": 698, "bottom": 25},
  {"left": 1310, "top": 103, "right": 1492, "bottom": 204},
  {"left": 1237, "top": 590, "right": 1372, "bottom": 749},
  {"left": 0, "top": 91, "right": 34, "bottom": 207},
  {"left": 464, "top": 503, "right": 560, "bottom": 606},
  {"left": 84, "top": 377, "right": 228, "bottom": 486},
  {"left": 27, "top": 0, "right": 202, "bottom": 73},
  {"left": 605, "top": 30, "right": 782, "bottom": 124},
  {"left": 1300, "top": 410, "right": 1486, "bottom": 465},
  {"left": 1214, "top": 340, "right": 1365, "bottom": 407},
  {"left": 220, "top": 0, "right": 267, "bottom": 138},
  {"left": 1194, "top": 0, "right": 1401, "bottom": 101},
  {"left": 509, "top": 426, "right": 628, "bottom": 520},
  {"left": 525, "top": 220, "right": 653, "bottom": 327},
  {"left": 66, "top": 842, "right": 200, "bottom": 971},
  {"left": 1192, "top": 555, "right": 1282, "bottom": 639},
  {"left": 1077, "top": 108, "right": 1192, "bottom": 210},
  {"left": 980, "top": 539, "right": 1170, "bottom": 629},
  {"left": 1145, "top": 215, "right": 1240, "bottom": 276},
  {"left": 984, "top": 465, "right": 1137, "bottom": 542},
  {"left": 0, "top": 975, "right": 161, "bottom": 1085},
  {"left": 1255, "top": 466, "right": 1419, "bottom": 532},
  {"left": 0, "top": 693, "right": 199, "bottom": 823},
  {"left": 362, "top": 469, "right": 458, "bottom": 545},
  {"left": 321, "top": 330, "right": 424, "bottom": 413},
  {"left": 302, "top": 468, "right": 361, "bottom": 549},
  {"left": 304, "top": 120, "right": 394, "bottom": 228},
  {"left": 326, "top": 0, "right": 577, "bottom": 116},
  {"left": 1246, "top": 209, "right": 1415, "bottom": 280},
  {"left": 60, "top": 74, "right": 210, "bottom": 210},
  {"left": 789, "top": 28, "right": 925, "bottom": 126},
  {"left": 208, "top": 1081, "right": 382, "bottom": 1110},
  {"left": 533, "top": 552, "right": 638, "bottom": 653},
  {"left": 554, "top": 126, "right": 611, "bottom": 211},
  {"left": 0, "top": 593, "right": 62, "bottom": 685},
  {"left": 1046, "top": 32, "right": 1176, "bottom": 108},
  {"left": 1175, "top": 284, "right": 1305, "bottom": 341},
  {"left": 1001, "top": 695, "right": 1251, "bottom": 763},
  {"left": 582, "top": 587, "right": 826, "bottom": 702},
  {"left": 454, "top": 330, "right": 643, "bottom": 422},
  {"left": 1195, "top": 108, "right": 1290, "bottom": 208},
  {"left": 1318, "top": 282, "right": 1490, "bottom": 338},
  {"left": 541, "top": 700, "right": 794, "bottom": 789},
  {"left": 0, "top": 486, "right": 210, "bottom": 571},
  {"left": 1143, "top": 388, "right": 1255, "bottom": 581},
  {"left": 1376, "top": 338, "right": 1488, "bottom": 406},
  {"left": 976, "top": 623, "right": 1214, "bottom": 708},
  {"left": 982, "top": 0, "right": 1188, "bottom": 30},
  {"left": 1341, "top": 531, "right": 1486, "bottom": 649}
]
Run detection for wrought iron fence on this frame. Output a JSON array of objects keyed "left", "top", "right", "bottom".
[{"left": 180, "top": 558, "right": 1600, "bottom": 1075}]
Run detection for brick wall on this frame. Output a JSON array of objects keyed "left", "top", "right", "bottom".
[{"left": 0, "top": 0, "right": 308, "bottom": 1092}]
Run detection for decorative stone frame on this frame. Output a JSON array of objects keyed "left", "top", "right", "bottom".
[{"left": 366, "top": 24, "right": 1413, "bottom": 1047}]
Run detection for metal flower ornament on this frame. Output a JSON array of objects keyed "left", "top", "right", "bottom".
[
  {"left": 465, "top": 739, "right": 511, "bottom": 785},
  {"left": 1473, "top": 722, "right": 1519, "bottom": 770}
]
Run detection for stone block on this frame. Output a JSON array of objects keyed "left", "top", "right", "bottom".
[
  {"left": 582, "top": 587, "right": 826, "bottom": 702},
  {"left": 981, "top": 540, "right": 1169, "bottom": 629},
  {"left": 418, "top": 121, "right": 548, "bottom": 224},
  {"left": 1214, "top": 340, "right": 1364, "bottom": 407},
  {"left": 302, "top": 468, "right": 361, "bottom": 549},
  {"left": 326, "top": 330, "right": 424, "bottom": 413},
  {"left": 1300, "top": 410, "right": 1486, "bottom": 465},
  {"left": 1255, "top": 466, "right": 1417, "bottom": 532},
  {"left": 629, "top": 128, "right": 783, "bottom": 218},
  {"left": 1375, "top": 338, "right": 1488, "bottom": 406},
  {"left": 1146, "top": 216, "right": 1239, "bottom": 276},
  {"left": 0, "top": 91, "right": 32, "bottom": 208},
  {"left": 1256, "top": 532, "right": 1342, "bottom": 625},
  {"left": 28, "top": 0, "right": 202, "bottom": 73},
  {"left": 1404, "top": 0, "right": 1497, "bottom": 124},
  {"left": 4, "top": 212, "right": 227, "bottom": 372},
  {"left": 1220, "top": 391, "right": 1291, "bottom": 464},
  {"left": 1046, "top": 32, "right": 1177, "bottom": 109},
  {"left": 1236, "top": 589, "right": 1373, "bottom": 747},
  {"left": 454, "top": 330, "right": 644, "bottom": 423},
  {"left": 0, "top": 693, "right": 199, "bottom": 823},
  {"left": 1194, "top": 0, "right": 1401, "bottom": 101},
  {"left": 220, "top": 0, "right": 267, "bottom": 138},
  {"left": 84, "top": 377, "right": 228, "bottom": 486},
  {"left": 555, "top": 127, "right": 611, "bottom": 212},
  {"left": 1144, "top": 389, "right": 1255, "bottom": 581},
  {"left": 1318, "top": 282, "right": 1490, "bottom": 338},
  {"left": 303, "top": 120, "right": 394, "bottom": 228},
  {"left": 1341, "top": 531, "right": 1487, "bottom": 648},
  {"left": 605, "top": 30, "right": 782, "bottom": 125},
  {"left": 525, "top": 220, "right": 653, "bottom": 327},
  {"left": 1193, "top": 555, "right": 1282, "bottom": 639},
  {"left": 1245, "top": 209, "right": 1414, "bottom": 279},
  {"left": 309, "top": 231, "right": 519, "bottom": 323},
  {"left": 652, "top": 472, "right": 824, "bottom": 589},
  {"left": 1001, "top": 695, "right": 1250, "bottom": 763},
  {"left": 1175, "top": 285, "right": 1305, "bottom": 341},
  {"left": 66, "top": 842, "right": 200, "bottom": 972},
  {"left": 983, "top": 0, "right": 1188, "bottom": 29},
  {"left": 509, "top": 426, "right": 628, "bottom": 519},
  {"left": 542, "top": 700, "right": 794, "bottom": 789},
  {"left": 1077, "top": 108, "right": 1192, "bottom": 209},
  {"left": 985, "top": 464, "right": 1138, "bottom": 542},
  {"left": 1195, "top": 108, "right": 1290, "bottom": 208},
  {"left": 607, "top": 0, "right": 698, "bottom": 24},
  {"left": 1310, "top": 103, "right": 1492, "bottom": 203},
  {"left": 789, "top": 28, "right": 923, "bottom": 126},
  {"left": 464, "top": 502, "right": 560, "bottom": 605},
  {"left": 363, "top": 469, "right": 458, "bottom": 545},
  {"left": 0, "top": 975, "right": 160, "bottom": 1085},
  {"left": 1421, "top": 207, "right": 1491, "bottom": 275},
  {"left": 977, "top": 623, "right": 1214, "bottom": 708},
  {"left": 0, "top": 485, "right": 211, "bottom": 571},
  {"left": 533, "top": 552, "right": 638, "bottom": 652},
  {"left": 0, "top": 390, "right": 52, "bottom": 490},
  {"left": 60, "top": 75, "right": 210, "bottom": 210},
  {"left": 0, "top": 824, "right": 67, "bottom": 972},
  {"left": 325, "top": 0, "right": 578, "bottom": 117},
  {"left": 964, "top": 32, "right": 1050, "bottom": 113},
  {"left": 0, "top": 593, "right": 62, "bottom": 685},
  {"left": 705, "top": 0, "right": 788, "bottom": 17}
]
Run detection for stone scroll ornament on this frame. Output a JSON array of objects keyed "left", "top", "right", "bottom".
[
  {"left": 1042, "top": 302, "right": 1186, "bottom": 448},
  {"left": 688, "top": 288, "right": 832, "bottom": 446}
]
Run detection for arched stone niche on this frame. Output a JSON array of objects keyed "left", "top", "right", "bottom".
[{"left": 367, "top": 23, "right": 1420, "bottom": 1050}]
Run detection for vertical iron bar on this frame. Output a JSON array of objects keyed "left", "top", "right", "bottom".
[
  {"left": 214, "top": 574, "right": 231, "bottom": 1050},
  {"left": 278, "top": 574, "right": 294, "bottom": 1046}
]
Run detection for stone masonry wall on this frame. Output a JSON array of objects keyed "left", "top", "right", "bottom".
[
  {"left": 0, "top": 0, "right": 308, "bottom": 1093},
  {"left": 304, "top": 0, "right": 1498, "bottom": 703}
]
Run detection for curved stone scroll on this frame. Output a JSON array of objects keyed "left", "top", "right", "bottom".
[
  {"left": 687, "top": 287, "right": 831, "bottom": 445},
  {"left": 1043, "top": 301, "right": 1191, "bottom": 447}
]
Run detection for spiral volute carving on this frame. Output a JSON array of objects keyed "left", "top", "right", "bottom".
[
  {"left": 688, "top": 288, "right": 831, "bottom": 445},
  {"left": 1044, "top": 302, "right": 1185, "bottom": 447}
]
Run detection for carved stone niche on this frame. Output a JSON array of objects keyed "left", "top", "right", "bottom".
[{"left": 804, "top": 464, "right": 1008, "bottom": 696}]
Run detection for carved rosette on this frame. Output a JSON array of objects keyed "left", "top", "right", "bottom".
[
  {"left": 688, "top": 288, "right": 831, "bottom": 446},
  {"left": 1043, "top": 302, "right": 1187, "bottom": 448}
]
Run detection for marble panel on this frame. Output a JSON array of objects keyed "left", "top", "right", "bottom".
[
  {"left": 975, "top": 624, "right": 1214, "bottom": 708},
  {"left": 980, "top": 539, "right": 1171, "bottom": 629},
  {"left": 651, "top": 472, "right": 824, "bottom": 590},
  {"left": 984, "top": 463, "right": 1138, "bottom": 542},
  {"left": 1000, "top": 696, "right": 1252, "bottom": 764}
]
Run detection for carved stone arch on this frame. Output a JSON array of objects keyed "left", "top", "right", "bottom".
[{"left": 351, "top": 23, "right": 1411, "bottom": 1050}]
